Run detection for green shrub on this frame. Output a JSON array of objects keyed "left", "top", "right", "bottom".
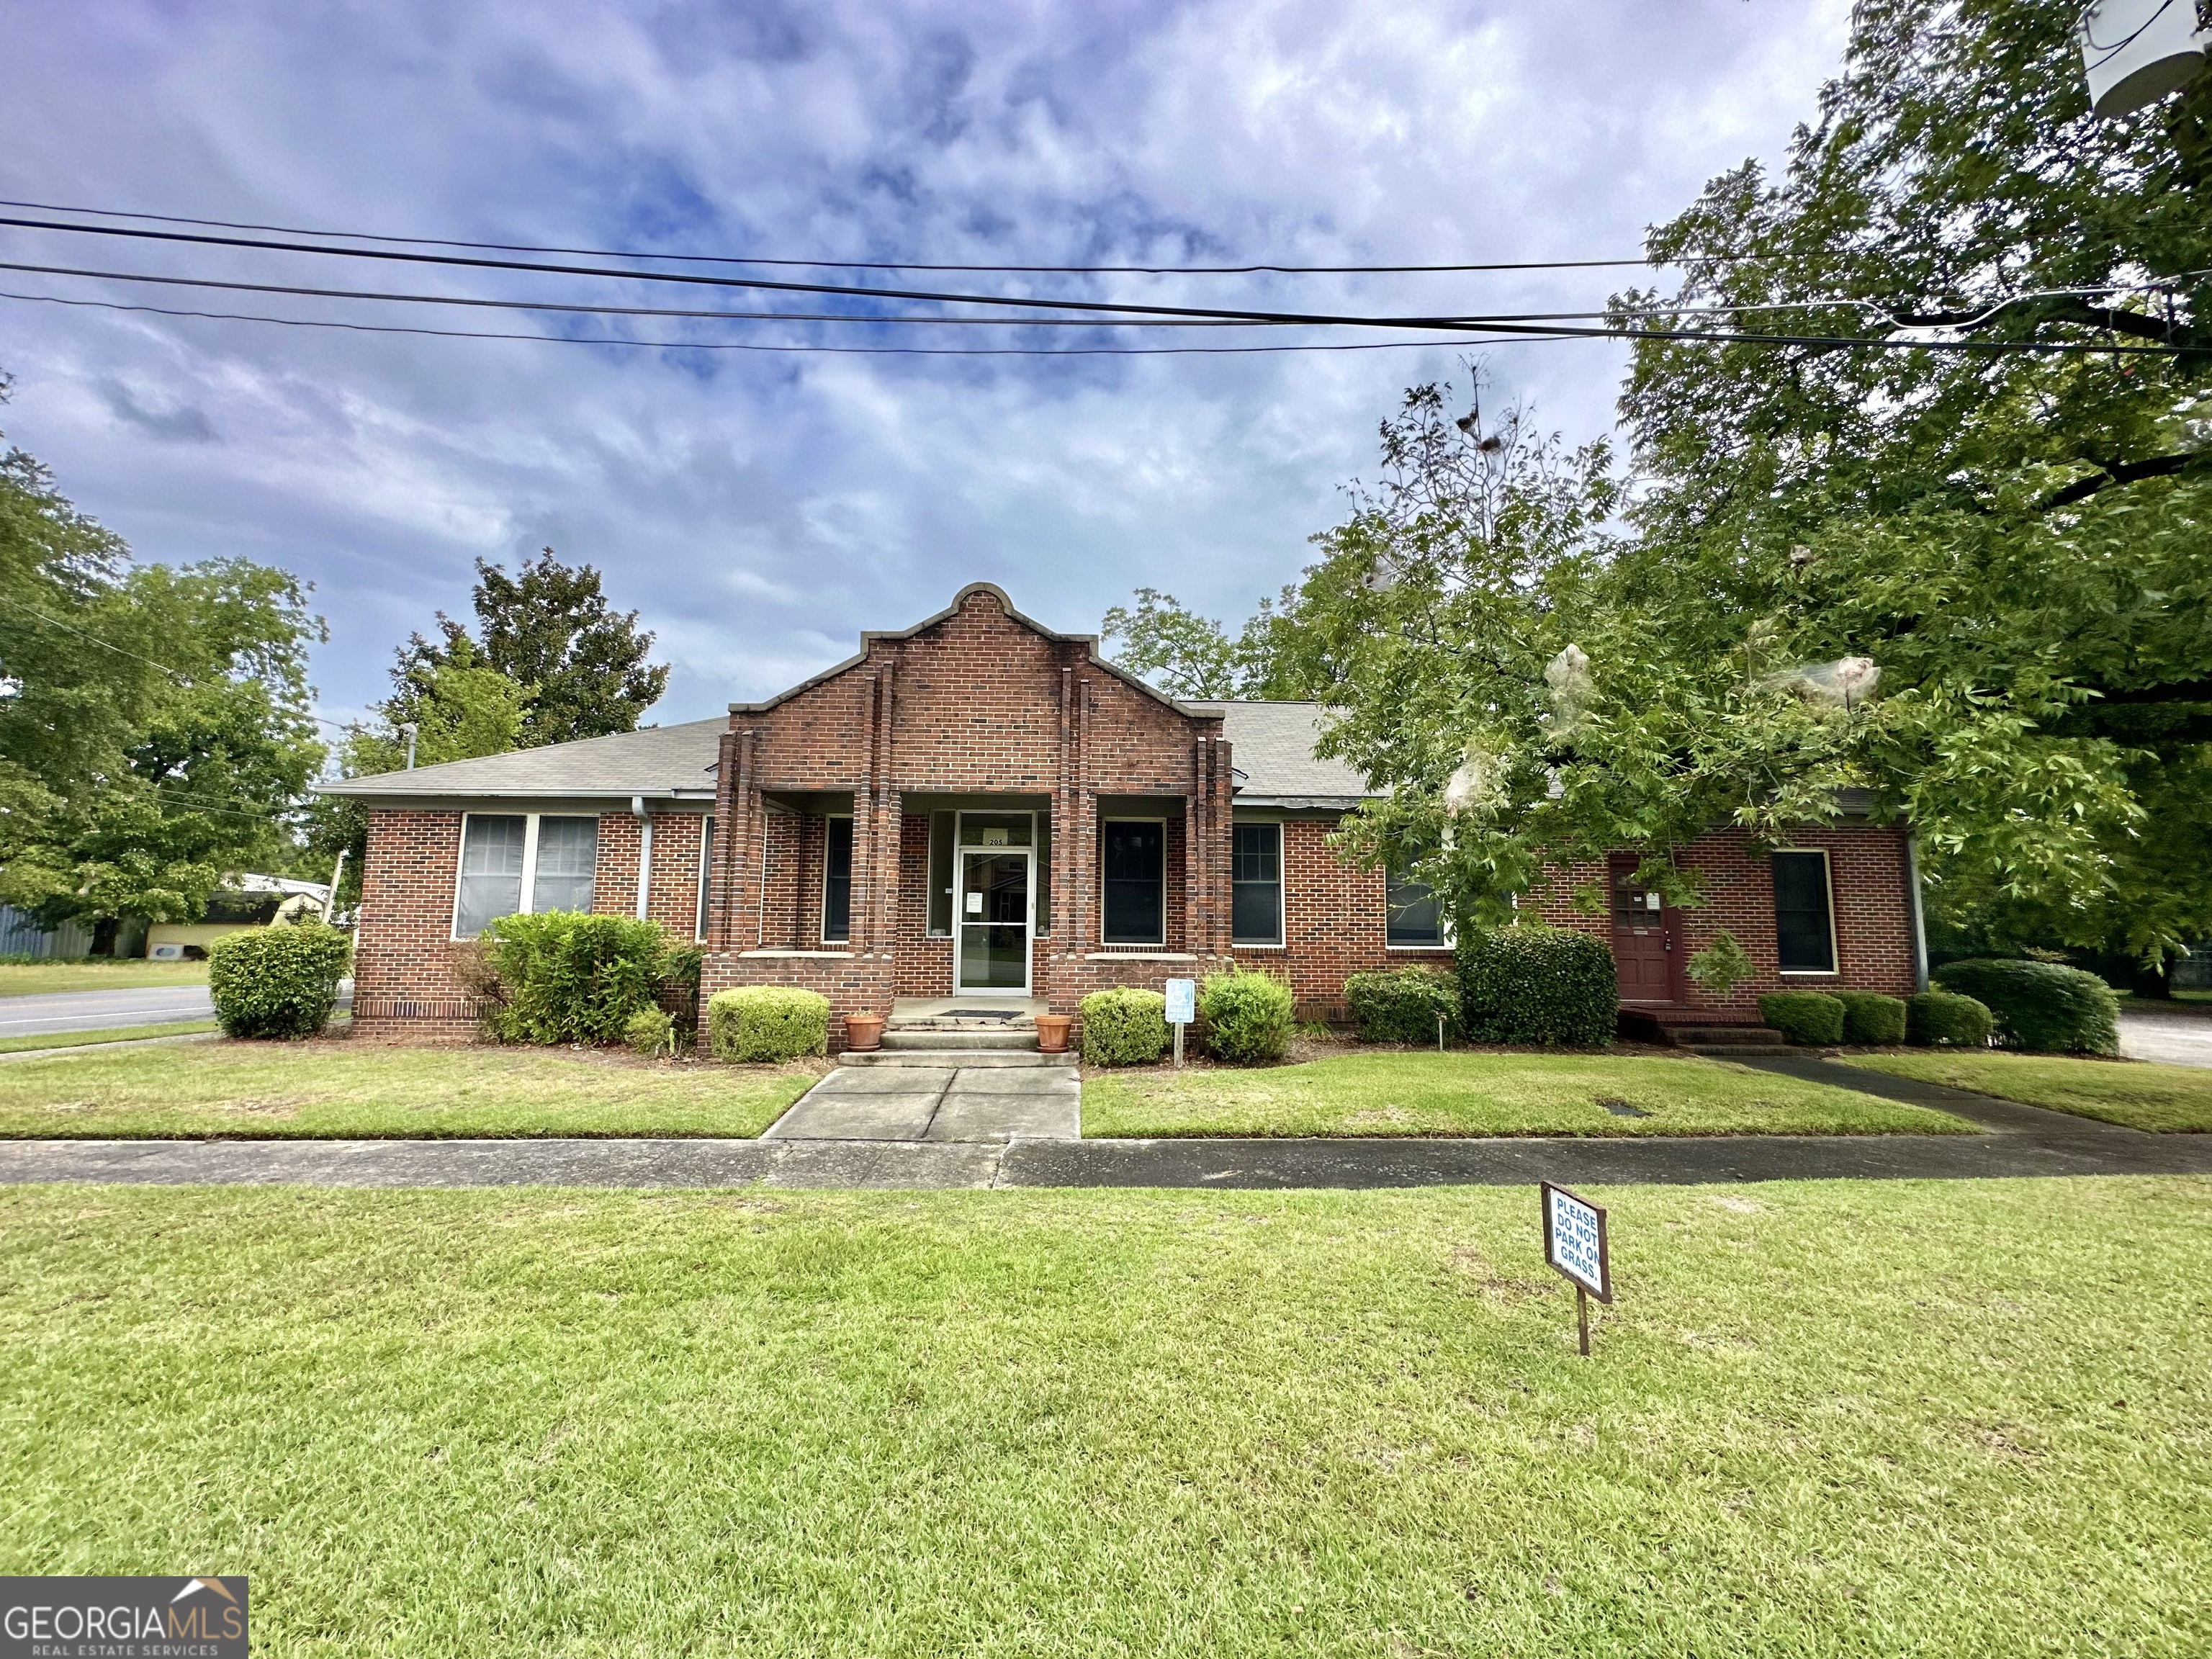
[
  {"left": 481, "top": 912, "right": 670, "bottom": 1045},
  {"left": 207, "top": 920, "right": 353, "bottom": 1039},
  {"left": 1759, "top": 990, "right": 1846, "bottom": 1046},
  {"left": 706, "top": 986, "right": 829, "bottom": 1061},
  {"left": 1344, "top": 967, "right": 1460, "bottom": 1044},
  {"left": 1080, "top": 988, "right": 1169, "bottom": 1067},
  {"left": 1907, "top": 989, "right": 1993, "bottom": 1048},
  {"left": 1933, "top": 959, "right": 2119, "bottom": 1054},
  {"left": 1199, "top": 968, "right": 1295, "bottom": 1064},
  {"left": 625, "top": 1007, "right": 674, "bottom": 1057},
  {"left": 1458, "top": 925, "right": 1617, "bottom": 1047},
  {"left": 1835, "top": 989, "right": 1907, "bottom": 1046}
]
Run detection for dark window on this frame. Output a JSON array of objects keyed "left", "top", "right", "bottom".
[
  {"left": 823, "top": 817, "right": 853, "bottom": 943},
  {"left": 1386, "top": 868, "right": 1444, "bottom": 945},
  {"left": 531, "top": 816, "right": 598, "bottom": 914},
  {"left": 1772, "top": 850, "right": 1835, "bottom": 973},
  {"left": 203, "top": 891, "right": 284, "bottom": 927},
  {"left": 927, "top": 811, "right": 954, "bottom": 936},
  {"left": 1102, "top": 821, "right": 1165, "bottom": 944},
  {"left": 1232, "top": 822, "right": 1283, "bottom": 945},
  {"left": 696, "top": 817, "right": 715, "bottom": 941}
]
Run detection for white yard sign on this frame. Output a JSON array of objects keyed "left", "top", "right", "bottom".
[{"left": 1540, "top": 1181, "right": 1613, "bottom": 1357}]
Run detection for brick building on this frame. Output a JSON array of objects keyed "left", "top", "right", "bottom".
[{"left": 327, "top": 583, "right": 1929, "bottom": 1045}]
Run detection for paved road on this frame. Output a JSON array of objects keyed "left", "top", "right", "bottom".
[
  {"left": 2119, "top": 1007, "right": 2212, "bottom": 1069},
  {"left": 0, "top": 984, "right": 215, "bottom": 1038},
  {"left": 2, "top": 1057, "right": 2205, "bottom": 1192}
]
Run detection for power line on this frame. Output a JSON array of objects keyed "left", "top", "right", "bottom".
[
  {"left": 0, "top": 290, "right": 1540, "bottom": 355},
  {"left": 0, "top": 590, "right": 355, "bottom": 733},
  {"left": 4, "top": 276, "right": 2194, "bottom": 359},
  {"left": 0, "top": 197, "right": 1708, "bottom": 276},
  {"left": 0, "top": 213, "right": 1827, "bottom": 337}
]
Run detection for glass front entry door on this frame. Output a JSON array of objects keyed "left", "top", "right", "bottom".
[{"left": 956, "top": 850, "right": 1032, "bottom": 992}]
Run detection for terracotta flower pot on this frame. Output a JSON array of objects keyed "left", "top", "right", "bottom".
[
  {"left": 844, "top": 1012, "right": 885, "bottom": 1052},
  {"left": 1034, "top": 1013, "right": 1073, "bottom": 1053}
]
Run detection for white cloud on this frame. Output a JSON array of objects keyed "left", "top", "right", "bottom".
[{"left": 0, "top": 0, "right": 1851, "bottom": 718}]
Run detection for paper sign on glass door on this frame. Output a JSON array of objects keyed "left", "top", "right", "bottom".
[{"left": 966, "top": 892, "right": 983, "bottom": 914}]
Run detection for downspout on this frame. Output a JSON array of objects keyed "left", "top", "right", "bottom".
[
  {"left": 1905, "top": 832, "right": 1930, "bottom": 992},
  {"left": 631, "top": 796, "right": 652, "bottom": 921}
]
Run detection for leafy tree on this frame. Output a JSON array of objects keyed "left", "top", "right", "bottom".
[
  {"left": 1100, "top": 586, "right": 1329, "bottom": 700},
  {"left": 400, "top": 547, "right": 667, "bottom": 745},
  {"left": 1607, "top": 0, "right": 2212, "bottom": 973},
  {"left": 0, "top": 405, "right": 326, "bottom": 944}
]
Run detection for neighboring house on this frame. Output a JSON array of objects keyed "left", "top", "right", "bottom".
[
  {"left": 144, "top": 876, "right": 331, "bottom": 960},
  {"left": 323, "top": 583, "right": 1926, "bottom": 1046}
]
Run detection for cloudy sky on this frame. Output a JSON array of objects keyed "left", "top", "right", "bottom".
[{"left": 1, "top": 0, "right": 1851, "bottom": 729}]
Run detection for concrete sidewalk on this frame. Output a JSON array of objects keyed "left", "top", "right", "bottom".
[
  {"left": 1, "top": 1056, "right": 2205, "bottom": 1190},
  {"left": 760, "top": 1064, "right": 1079, "bottom": 1143}
]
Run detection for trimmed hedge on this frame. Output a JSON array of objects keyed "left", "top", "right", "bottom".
[
  {"left": 1933, "top": 959, "right": 2120, "bottom": 1055},
  {"left": 1199, "top": 968, "right": 1295, "bottom": 1065},
  {"left": 207, "top": 920, "right": 353, "bottom": 1039},
  {"left": 1458, "top": 925, "right": 1617, "bottom": 1047},
  {"left": 625, "top": 1007, "right": 674, "bottom": 1057},
  {"left": 1081, "top": 988, "right": 1169, "bottom": 1066},
  {"left": 706, "top": 986, "right": 829, "bottom": 1062},
  {"left": 1760, "top": 990, "right": 1845, "bottom": 1046},
  {"left": 1907, "top": 989, "right": 1993, "bottom": 1048},
  {"left": 1835, "top": 989, "right": 1907, "bottom": 1046},
  {"left": 1344, "top": 968, "right": 1460, "bottom": 1044},
  {"left": 481, "top": 912, "right": 670, "bottom": 1045}
]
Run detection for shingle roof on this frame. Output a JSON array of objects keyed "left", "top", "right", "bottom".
[
  {"left": 319, "top": 702, "right": 1374, "bottom": 806},
  {"left": 318, "top": 717, "right": 725, "bottom": 801},
  {"left": 1189, "top": 701, "right": 1368, "bottom": 804}
]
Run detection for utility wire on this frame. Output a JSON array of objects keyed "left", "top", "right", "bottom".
[
  {"left": 0, "top": 290, "right": 1554, "bottom": 355},
  {"left": 0, "top": 590, "right": 356, "bottom": 734},
  {"left": 0, "top": 197, "right": 1707, "bottom": 276},
  {"left": 3, "top": 220, "right": 2197, "bottom": 354},
  {"left": 2, "top": 275, "right": 2195, "bottom": 358}
]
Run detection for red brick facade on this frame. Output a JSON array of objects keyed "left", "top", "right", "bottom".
[{"left": 349, "top": 585, "right": 1924, "bottom": 1045}]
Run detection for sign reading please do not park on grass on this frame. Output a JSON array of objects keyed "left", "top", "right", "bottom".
[{"left": 1541, "top": 1182, "right": 1611, "bottom": 1303}]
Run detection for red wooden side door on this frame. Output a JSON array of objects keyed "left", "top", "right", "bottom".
[{"left": 1609, "top": 857, "right": 1684, "bottom": 1004}]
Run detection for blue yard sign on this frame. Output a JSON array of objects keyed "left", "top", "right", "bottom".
[{"left": 1540, "top": 1181, "right": 1612, "bottom": 1357}]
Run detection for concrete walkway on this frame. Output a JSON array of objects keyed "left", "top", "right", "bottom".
[
  {"left": 762, "top": 1064, "right": 1079, "bottom": 1143},
  {"left": 1, "top": 1056, "right": 2206, "bottom": 1191}
]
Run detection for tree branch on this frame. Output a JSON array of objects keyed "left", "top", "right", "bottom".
[{"left": 2035, "top": 452, "right": 2202, "bottom": 511}]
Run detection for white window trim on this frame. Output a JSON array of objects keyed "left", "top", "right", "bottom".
[
  {"left": 451, "top": 811, "right": 598, "bottom": 940},
  {"left": 1231, "top": 820, "right": 1285, "bottom": 948},
  {"left": 1100, "top": 814, "right": 1169, "bottom": 948},
  {"left": 695, "top": 815, "right": 715, "bottom": 942},
  {"left": 1773, "top": 845, "right": 1841, "bottom": 976},
  {"left": 822, "top": 814, "right": 854, "bottom": 945}
]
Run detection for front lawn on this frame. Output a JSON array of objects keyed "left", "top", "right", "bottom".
[
  {"left": 1845, "top": 1051, "right": 2212, "bottom": 1132},
  {"left": 0, "top": 959, "right": 211, "bottom": 996},
  {"left": 0, "top": 1041, "right": 814, "bottom": 1138},
  {"left": 1082, "top": 1051, "right": 1972, "bottom": 1138},
  {"left": 1, "top": 1179, "right": 2205, "bottom": 1656}
]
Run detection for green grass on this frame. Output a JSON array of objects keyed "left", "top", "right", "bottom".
[
  {"left": 0, "top": 1020, "right": 220, "bottom": 1055},
  {"left": 1082, "top": 1051, "right": 1973, "bottom": 1138},
  {"left": 0, "top": 959, "right": 211, "bottom": 996},
  {"left": 1845, "top": 1051, "right": 2212, "bottom": 1132},
  {"left": 0, "top": 1042, "right": 814, "bottom": 1138},
  {"left": 1, "top": 1179, "right": 2206, "bottom": 1655}
]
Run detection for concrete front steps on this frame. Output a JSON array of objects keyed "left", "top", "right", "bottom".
[{"left": 840, "top": 999, "right": 1074, "bottom": 1067}]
